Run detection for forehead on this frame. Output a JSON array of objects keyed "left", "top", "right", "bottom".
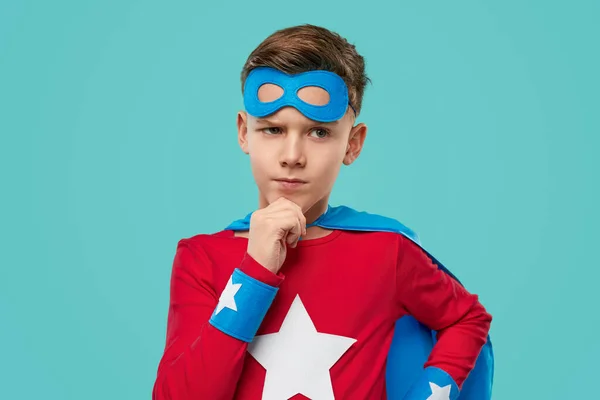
[{"left": 249, "top": 106, "right": 349, "bottom": 127}]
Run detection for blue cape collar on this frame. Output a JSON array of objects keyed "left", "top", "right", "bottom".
[{"left": 225, "top": 204, "right": 421, "bottom": 245}]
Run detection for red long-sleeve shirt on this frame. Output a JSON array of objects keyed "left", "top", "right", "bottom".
[{"left": 152, "top": 229, "right": 492, "bottom": 399}]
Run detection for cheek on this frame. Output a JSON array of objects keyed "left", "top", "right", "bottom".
[
  {"left": 312, "top": 147, "right": 345, "bottom": 186},
  {"left": 248, "top": 153, "right": 268, "bottom": 180},
  {"left": 323, "top": 162, "right": 344, "bottom": 186},
  {"left": 247, "top": 145, "right": 275, "bottom": 189},
  {"left": 247, "top": 137, "right": 266, "bottom": 168}
]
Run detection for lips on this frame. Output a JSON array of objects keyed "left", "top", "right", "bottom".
[
  {"left": 273, "top": 178, "right": 307, "bottom": 190},
  {"left": 274, "top": 178, "right": 307, "bottom": 184}
]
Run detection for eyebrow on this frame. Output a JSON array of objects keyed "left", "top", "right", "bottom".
[
  {"left": 255, "top": 117, "right": 340, "bottom": 127},
  {"left": 255, "top": 118, "right": 279, "bottom": 125}
]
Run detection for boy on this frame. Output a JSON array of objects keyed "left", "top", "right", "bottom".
[{"left": 153, "top": 24, "right": 492, "bottom": 400}]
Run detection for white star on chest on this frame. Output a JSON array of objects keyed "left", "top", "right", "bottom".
[
  {"left": 426, "top": 382, "right": 451, "bottom": 400},
  {"left": 247, "top": 295, "right": 357, "bottom": 400},
  {"left": 215, "top": 276, "right": 242, "bottom": 315}
]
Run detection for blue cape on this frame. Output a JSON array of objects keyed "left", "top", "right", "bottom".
[{"left": 225, "top": 205, "right": 494, "bottom": 399}]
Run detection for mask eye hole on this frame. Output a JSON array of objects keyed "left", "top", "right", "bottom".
[
  {"left": 297, "top": 86, "right": 330, "bottom": 106},
  {"left": 257, "top": 83, "right": 284, "bottom": 102}
]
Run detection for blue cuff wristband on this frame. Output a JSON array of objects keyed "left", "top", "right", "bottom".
[
  {"left": 209, "top": 268, "right": 278, "bottom": 342},
  {"left": 403, "top": 367, "right": 459, "bottom": 400}
]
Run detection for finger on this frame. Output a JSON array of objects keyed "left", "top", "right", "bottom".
[
  {"left": 262, "top": 197, "right": 286, "bottom": 214},
  {"left": 297, "top": 207, "right": 307, "bottom": 236},
  {"left": 266, "top": 211, "right": 299, "bottom": 238},
  {"left": 278, "top": 198, "right": 306, "bottom": 235},
  {"left": 275, "top": 197, "right": 300, "bottom": 211},
  {"left": 268, "top": 209, "right": 300, "bottom": 224},
  {"left": 272, "top": 196, "right": 292, "bottom": 210},
  {"left": 286, "top": 217, "right": 302, "bottom": 245},
  {"left": 267, "top": 208, "right": 304, "bottom": 240},
  {"left": 283, "top": 210, "right": 305, "bottom": 238},
  {"left": 291, "top": 218, "right": 302, "bottom": 247}
]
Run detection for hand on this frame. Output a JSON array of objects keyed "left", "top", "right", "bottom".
[{"left": 247, "top": 197, "right": 307, "bottom": 274}]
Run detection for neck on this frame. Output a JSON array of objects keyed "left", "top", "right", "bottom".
[
  {"left": 301, "top": 198, "right": 332, "bottom": 240},
  {"left": 304, "top": 197, "right": 329, "bottom": 225}
]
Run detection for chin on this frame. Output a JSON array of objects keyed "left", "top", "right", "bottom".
[{"left": 265, "top": 192, "right": 313, "bottom": 213}]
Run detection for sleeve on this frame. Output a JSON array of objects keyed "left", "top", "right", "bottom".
[
  {"left": 152, "top": 240, "right": 284, "bottom": 400},
  {"left": 395, "top": 234, "right": 492, "bottom": 399}
]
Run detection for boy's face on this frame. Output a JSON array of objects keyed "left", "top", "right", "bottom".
[{"left": 237, "top": 92, "right": 367, "bottom": 219}]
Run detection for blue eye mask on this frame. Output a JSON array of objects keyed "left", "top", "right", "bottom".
[{"left": 243, "top": 67, "right": 356, "bottom": 122}]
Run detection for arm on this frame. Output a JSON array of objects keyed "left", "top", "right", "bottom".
[
  {"left": 152, "top": 239, "right": 284, "bottom": 400},
  {"left": 395, "top": 235, "right": 492, "bottom": 400}
]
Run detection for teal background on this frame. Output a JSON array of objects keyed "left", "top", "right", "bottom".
[{"left": 1, "top": 0, "right": 598, "bottom": 398}]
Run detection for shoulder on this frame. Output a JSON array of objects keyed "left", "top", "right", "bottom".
[
  {"left": 169, "top": 230, "right": 245, "bottom": 282},
  {"left": 326, "top": 205, "right": 421, "bottom": 245},
  {"left": 175, "top": 229, "right": 237, "bottom": 253},
  {"left": 336, "top": 230, "right": 409, "bottom": 266},
  {"left": 366, "top": 230, "right": 422, "bottom": 254}
]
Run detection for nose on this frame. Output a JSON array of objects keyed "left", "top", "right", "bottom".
[{"left": 279, "top": 134, "right": 306, "bottom": 168}]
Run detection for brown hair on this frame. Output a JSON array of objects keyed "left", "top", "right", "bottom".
[{"left": 241, "top": 24, "right": 370, "bottom": 116}]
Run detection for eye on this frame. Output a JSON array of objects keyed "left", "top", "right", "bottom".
[
  {"left": 309, "top": 128, "right": 330, "bottom": 139},
  {"left": 262, "top": 127, "right": 282, "bottom": 135}
]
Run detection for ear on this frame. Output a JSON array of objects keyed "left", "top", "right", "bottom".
[
  {"left": 343, "top": 122, "right": 367, "bottom": 165},
  {"left": 237, "top": 111, "right": 249, "bottom": 154}
]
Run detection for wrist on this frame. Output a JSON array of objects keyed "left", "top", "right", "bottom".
[
  {"left": 403, "top": 367, "right": 459, "bottom": 400},
  {"left": 240, "top": 252, "right": 285, "bottom": 287},
  {"left": 246, "top": 245, "right": 278, "bottom": 274}
]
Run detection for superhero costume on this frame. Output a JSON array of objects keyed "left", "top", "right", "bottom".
[{"left": 153, "top": 67, "right": 493, "bottom": 400}]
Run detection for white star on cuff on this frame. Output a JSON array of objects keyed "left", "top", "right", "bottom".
[
  {"left": 215, "top": 276, "right": 242, "bottom": 315},
  {"left": 426, "top": 382, "right": 452, "bottom": 400}
]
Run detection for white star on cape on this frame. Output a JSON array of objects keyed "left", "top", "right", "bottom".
[
  {"left": 247, "top": 295, "right": 357, "bottom": 400},
  {"left": 426, "top": 382, "right": 452, "bottom": 400},
  {"left": 215, "top": 276, "right": 242, "bottom": 315}
]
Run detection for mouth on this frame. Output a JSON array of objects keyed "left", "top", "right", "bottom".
[
  {"left": 273, "top": 178, "right": 307, "bottom": 190},
  {"left": 274, "top": 178, "right": 308, "bottom": 184}
]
